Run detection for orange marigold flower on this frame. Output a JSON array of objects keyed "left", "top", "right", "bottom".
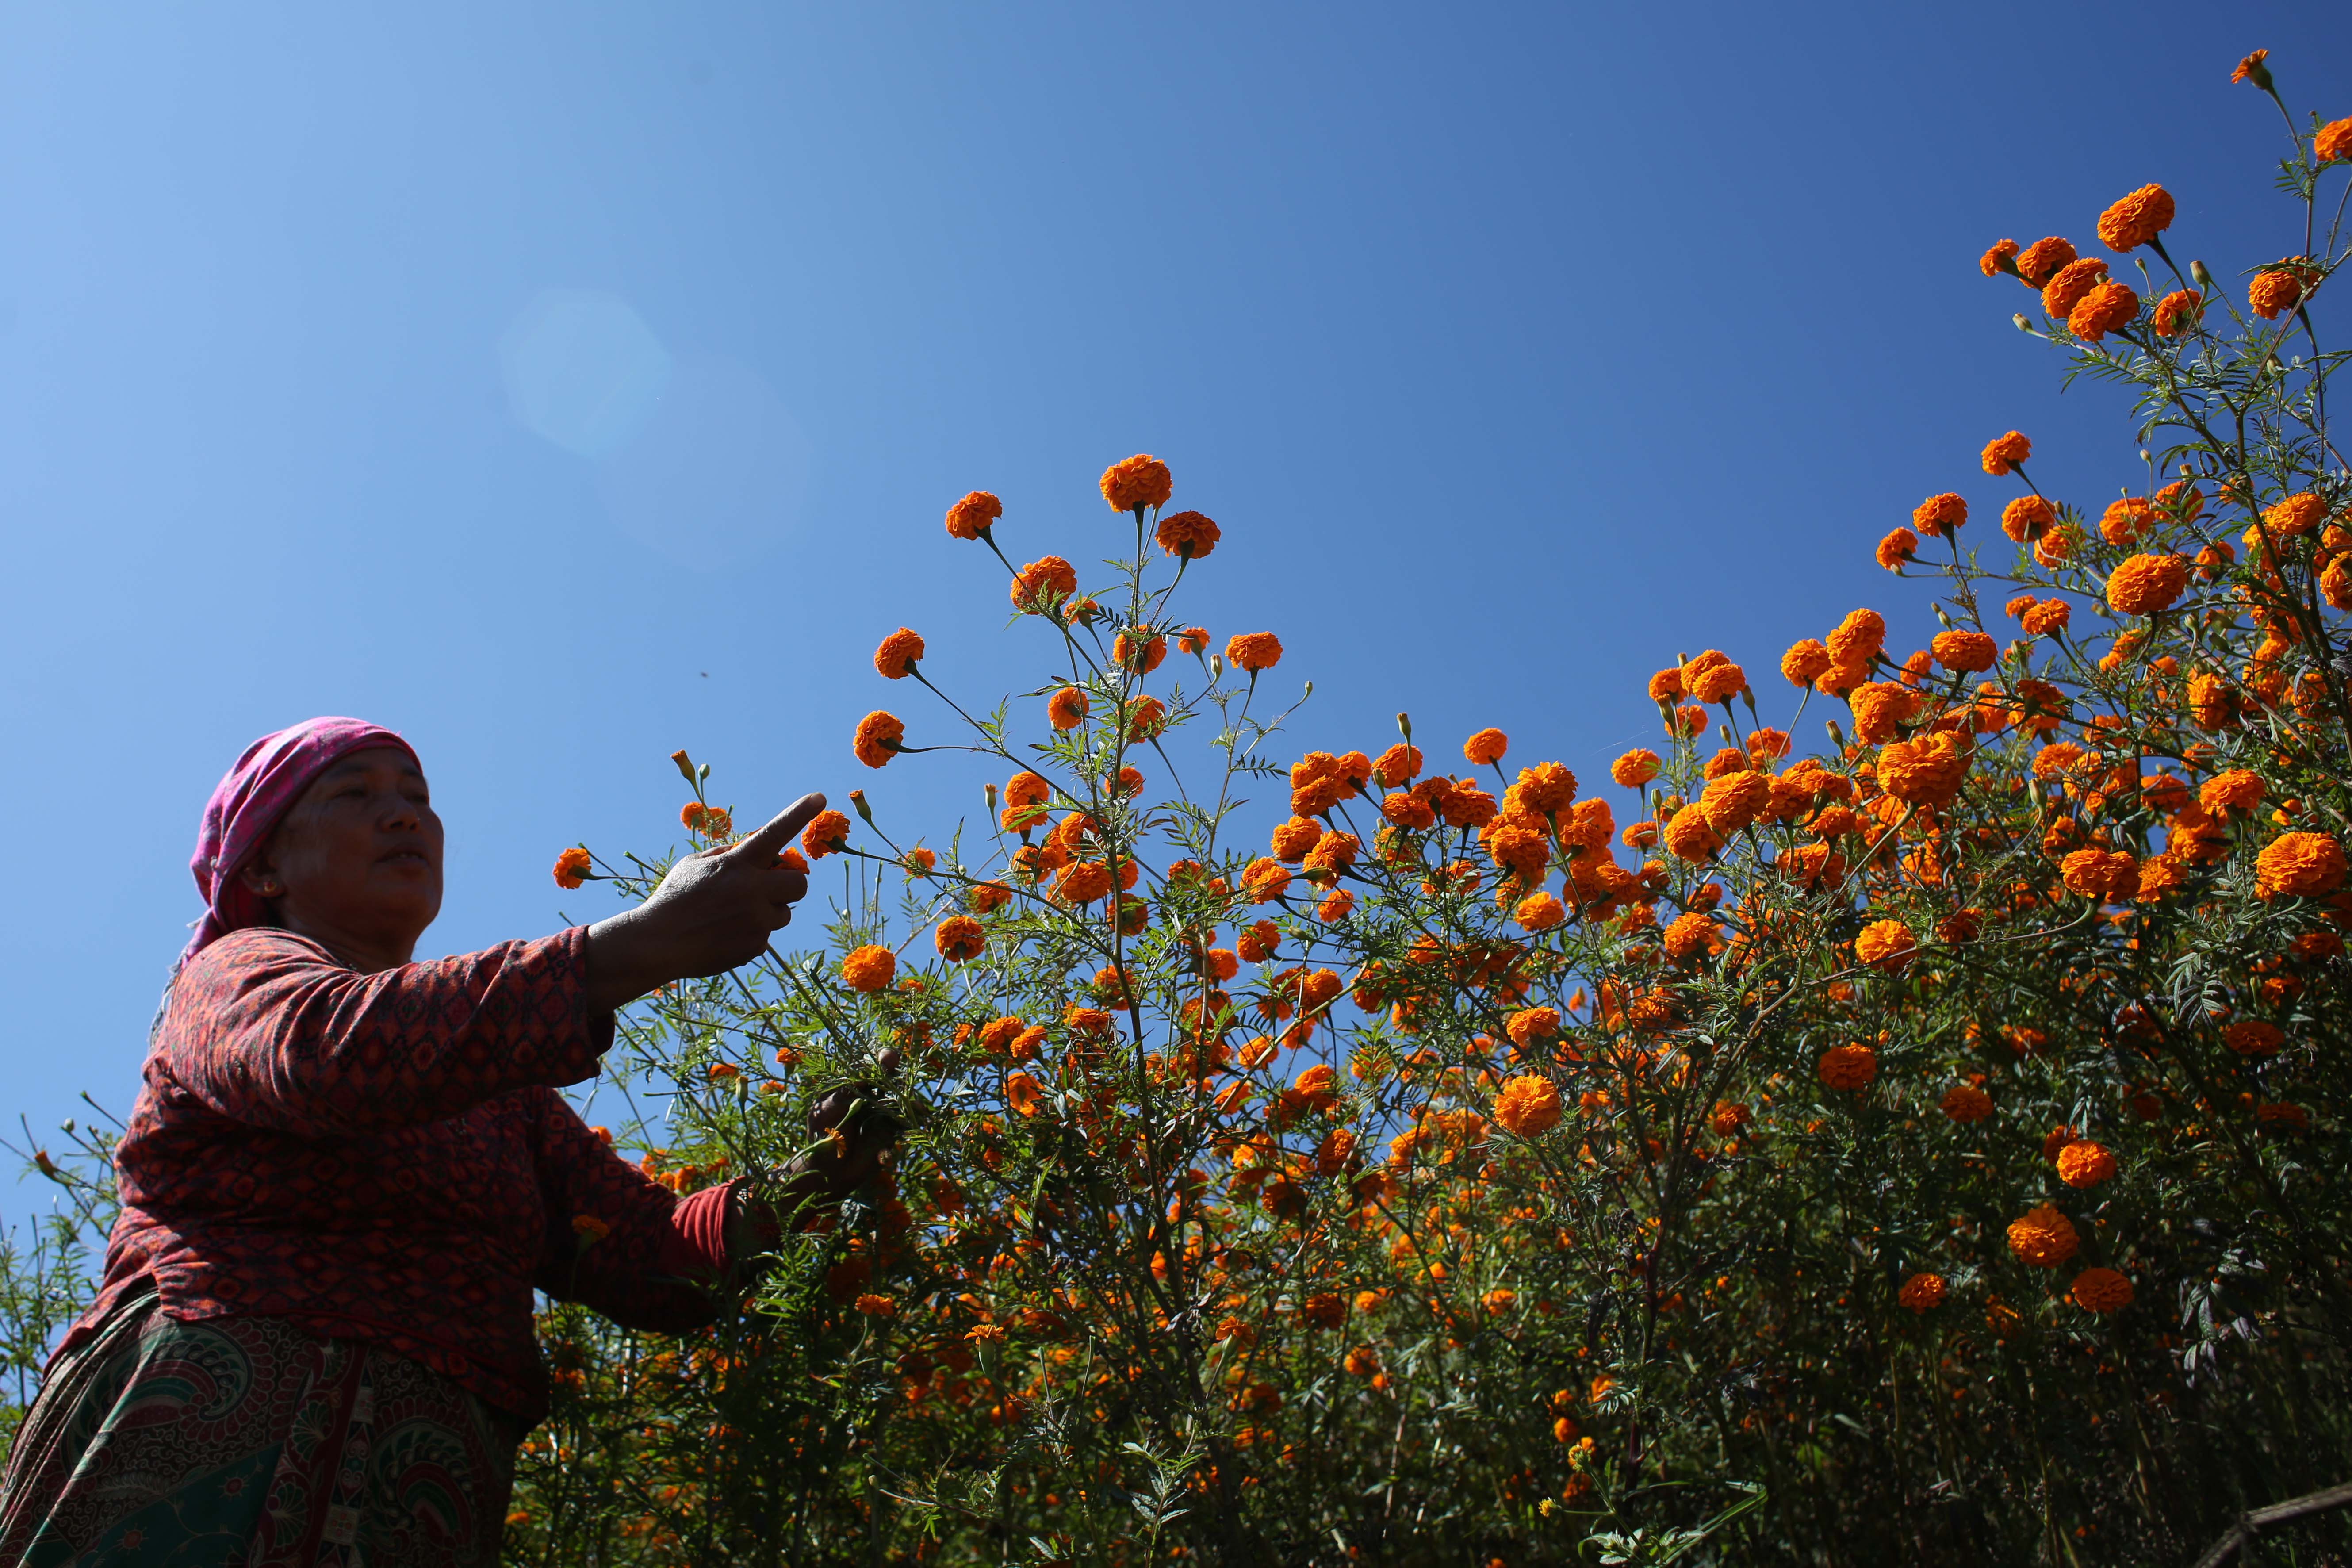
[
  {"left": 1271, "top": 816, "right": 1323, "bottom": 862},
  {"left": 552, "top": 846, "right": 592, "bottom": 889},
  {"left": 2096, "top": 184, "right": 2174, "bottom": 252},
  {"left": 1781, "top": 639, "right": 1833, "bottom": 687},
  {"left": 1931, "top": 630, "right": 1997, "bottom": 672},
  {"left": 571, "top": 1213, "right": 611, "bottom": 1243},
  {"left": 2256, "top": 831, "right": 2347, "bottom": 898},
  {"left": 2250, "top": 269, "right": 2302, "bottom": 320},
  {"left": 1610, "top": 749, "right": 1661, "bottom": 788},
  {"left": 1980, "top": 238, "right": 2019, "bottom": 278},
  {"left": 2263, "top": 492, "right": 2325, "bottom": 536},
  {"left": 1011, "top": 555, "right": 1078, "bottom": 611},
  {"left": 2106, "top": 553, "right": 2189, "bottom": 616},
  {"left": 2000, "top": 495, "right": 2055, "bottom": 542},
  {"left": 2056, "top": 1140, "right": 2116, "bottom": 1188},
  {"left": 1463, "top": 728, "right": 1509, "bottom": 766},
  {"left": 968, "top": 881, "right": 1011, "bottom": 914},
  {"left": 1647, "top": 666, "right": 1684, "bottom": 705},
  {"left": 2152, "top": 288, "right": 2203, "bottom": 336},
  {"left": 1898, "top": 1273, "right": 1946, "bottom": 1313},
  {"left": 1154, "top": 509, "right": 1220, "bottom": 558},
  {"left": 1055, "top": 861, "right": 1113, "bottom": 905},
  {"left": 1914, "top": 493, "right": 1969, "bottom": 537},
  {"left": 2199, "top": 768, "right": 2264, "bottom": 815},
  {"left": 934, "top": 915, "right": 985, "bottom": 962},
  {"left": 1506, "top": 1007, "right": 1561, "bottom": 1048},
  {"left": 1113, "top": 630, "right": 1166, "bottom": 674},
  {"left": 1305, "top": 830, "right": 1360, "bottom": 875},
  {"left": 2068, "top": 280, "right": 2139, "bottom": 342},
  {"left": 1099, "top": 454, "right": 1173, "bottom": 514},
  {"left": 1939, "top": 1084, "right": 1992, "bottom": 1123},
  {"left": 2007, "top": 1204, "right": 2078, "bottom": 1268},
  {"left": 2318, "top": 117, "right": 2352, "bottom": 165},
  {"left": 1381, "top": 790, "right": 1437, "bottom": 831},
  {"left": 2041, "top": 257, "right": 2109, "bottom": 321},
  {"left": 1242, "top": 858, "right": 1293, "bottom": 905},
  {"left": 1848, "top": 681, "right": 1915, "bottom": 746},
  {"left": 1177, "top": 625, "right": 1211, "bottom": 654},
  {"left": 1662, "top": 808, "right": 1723, "bottom": 865},
  {"left": 1125, "top": 695, "right": 1168, "bottom": 740},
  {"left": 1006, "top": 1070, "right": 1043, "bottom": 1117},
  {"left": 2099, "top": 496, "right": 2155, "bottom": 545},
  {"left": 1817, "top": 1043, "right": 1877, "bottom": 1091},
  {"left": 2061, "top": 847, "right": 2140, "bottom": 904},
  {"left": 1514, "top": 892, "right": 1567, "bottom": 932},
  {"left": 1826, "top": 608, "right": 1886, "bottom": 667},
  {"left": 2071, "top": 1267, "right": 2133, "bottom": 1314},
  {"left": 2014, "top": 237, "right": 2077, "bottom": 287},
  {"left": 1854, "top": 918, "right": 1915, "bottom": 971},
  {"left": 1699, "top": 770, "right": 1771, "bottom": 835},
  {"left": 1317, "top": 887, "right": 1356, "bottom": 922},
  {"left": 1048, "top": 686, "right": 1090, "bottom": 731},
  {"left": 1509, "top": 761, "right": 1578, "bottom": 816},
  {"left": 842, "top": 945, "right": 897, "bottom": 993},
  {"left": 1683, "top": 655, "right": 1746, "bottom": 705},
  {"left": 1661, "top": 911, "right": 1723, "bottom": 964},
  {"left": 1979, "top": 432, "right": 2031, "bottom": 477},
  {"left": 1877, "top": 731, "right": 1969, "bottom": 806},
  {"left": 1492, "top": 1074, "right": 1563, "bottom": 1138},
  {"left": 1877, "top": 527, "right": 1919, "bottom": 571},
  {"left": 902, "top": 847, "right": 936, "bottom": 876},
  {"left": 944, "top": 490, "right": 1002, "bottom": 540},
  {"left": 872, "top": 627, "right": 925, "bottom": 679},
  {"left": 1226, "top": 632, "right": 1283, "bottom": 673},
  {"left": 1372, "top": 743, "right": 1423, "bottom": 787},
  {"left": 2019, "top": 598, "right": 2071, "bottom": 636},
  {"left": 2230, "top": 49, "right": 2271, "bottom": 88},
  {"left": 802, "top": 809, "right": 851, "bottom": 859},
  {"left": 854, "top": 711, "right": 906, "bottom": 768}
]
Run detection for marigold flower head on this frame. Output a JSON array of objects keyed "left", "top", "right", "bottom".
[
  {"left": 1610, "top": 749, "right": 1661, "bottom": 788},
  {"left": 2071, "top": 1266, "right": 2133, "bottom": 1314},
  {"left": 1508, "top": 761, "right": 1578, "bottom": 817},
  {"left": 1699, "top": 770, "right": 1771, "bottom": 835},
  {"left": 1226, "top": 632, "right": 1283, "bottom": 673},
  {"left": 1112, "top": 630, "right": 1166, "bottom": 675},
  {"left": 2319, "top": 117, "right": 2352, "bottom": 165},
  {"left": 1877, "top": 527, "right": 1919, "bottom": 571},
  {"left": 854, "top": 711, "right": 906, "bottom": 769},
  {"left": 1898, "top": 1273, "right": 1947, "bottom": 1313},
  {"left": 1514, "top": 892, "right": 1567, "bottom": 932},
  {"left": 1877, "top": 731, "right": 1970, "bottom": 806},
  {"left": 1646, "top": 666, "right": 1684, "bottom": 705},
  {"left": 1826, "top": 608, "right": 1886, "bottom": 667},
  {"left": 1154, "top": 509, "right": 1220, "bottom": 559},
  {"left": 1684, "top": 654, "right": 1747, "bottom": 705},
  {"left": 2061, "top": 847, "right": 2140, "bottom": 904},
  {"left": 1854, "top": 918, "right": 1915, "bottom": 971},
  {"left": 1011, "top": 555, "right": 1078, "bottom": 611},
  {"left": 1979, "top": 238, "right": 2019, "bottom": 278},
  {"left": 1996, "top": 495, "right": 2053, "bottom": 543},
  {"left": 2015, "top": 236, "right": 2077, "bottom": 287},
  {"left": 1177, "top": 625, "right": 1211, "bottom": 655},
  {"left": 2106, "top": 553, "right": 2189, "bottom": 616},
  {"left": 2263, "top": 492, "right": 2325, "bottom": 536},
  {"left": 842, "top": 944, "right": 897, "bottom": 992},
  {"left": 1940, "top": 1083, "right": 1992, "bottom": 1123},
  {"left": 1463, "top": 728, "right": 1509, "bottom": 767},
  {"left": 1929, "top": 630, "right": 1996, "bottom": 673},
  {"left": 1317, "top": 887, "right": 1355, "bottom": 922},
  {"left": 2230, "top": 49, "right": 2271, "bottom": 88},
  {"left": 1848, "top": 681, "right": 1917, "bottom": 746},
  {"left": 1493, "top": 1073, "right": 1563, "bottom": 1137},
  {"left": 2256, "top": 831, "right": 2347, "bottom": 899},
  {"left": 2056, "top": 1140, "right": 2116, "bottom": 1188},
  {"left": 2096, "top": 184, "right": 2174, "bottom": 252},
  {"left": 934, "top": 915, "right": 985, "bottom": 962},
  {"left": 1505, "top": 1007, "right": 1561, "bottom": 1049},
  {"left": 2152, "top": 288, "right": 2203, "bottom": 337},
  {"left": 1661, "top": 911, "right": 1723, "bottom": 964},
  {"left": 2041, "top": 257, "right": 2109, "bottom": 321},
  {"left": 944, "top": 490, "right": 1002, "bottom": 540},
  {"left": 2068, "top": 280, "right": 2139, "bottom": 341},
  {"left": 1048, "top": 686, "right": 1089, "bottom": 731},
  {"left": 873, "top": 627, "right": 925, "bottom": 679},
  {"left": 2098, "top": 496, "right": 2154, "bottom": 546},
  {"left": 1817, "top": 1043, "right": 1877, "bottom": 1091},
  {"left": 1781, "top": 639, "right": 1832, "bottom": 687},
  {"left": 2249, "top": 269, "right": 2302, "bottom": 320},
  {"left": 2199, "top": 768, "right": 2264, "bottom": 815},
  {"left": 1977, "top": 432, "right": 2030, "bottom": 479},
  {"left": 1662, "top": 807, "right": 1724, "bottom": 865},
  {"left": 1099, "top": 454, "right": 1172, "bottom": 514},
  {"left": 801, "top": 809, "right": 851, "bottom": 859},
  {"left": 552, "top": 846, "right": 592, "bottom": 889},
  {"left": 2007, "top": 1204, "right": 2079, "bottom": 1268}
]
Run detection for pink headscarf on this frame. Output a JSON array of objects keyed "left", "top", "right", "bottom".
[{"left": 181, "top": 717, "right": 419, "bottom": 969}]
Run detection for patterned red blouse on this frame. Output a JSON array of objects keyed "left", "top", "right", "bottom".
[{"left": 61, "top": 925, "right": 732, "bottom": 1426}]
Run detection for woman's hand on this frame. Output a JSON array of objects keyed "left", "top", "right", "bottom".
[
  {"left": 584, "top": 793, "right": 825, "bottom": 1012},
  {"left": 727, "top": 1069, "right": 906, "bottom": 1258}
]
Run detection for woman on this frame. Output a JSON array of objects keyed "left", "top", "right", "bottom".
[{"left": 0, "top": 717, "right": 883, "bottom": 1567}]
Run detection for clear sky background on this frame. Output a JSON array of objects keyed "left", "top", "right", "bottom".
[{"left": 3, "top": 3, "right": 2347, "bottom": 1220}]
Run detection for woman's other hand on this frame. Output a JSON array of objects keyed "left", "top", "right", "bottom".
[{"left": 584, "top": 793, "right": 825, "bottom": 1011}]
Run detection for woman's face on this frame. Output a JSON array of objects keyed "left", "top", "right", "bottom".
[{"left": 238, "top": 745, "right": 444, "bottom": 965}]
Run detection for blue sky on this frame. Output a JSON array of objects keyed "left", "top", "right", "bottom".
[{"left": 3, "top": 3, "right": 2346, "bottom": 1208}]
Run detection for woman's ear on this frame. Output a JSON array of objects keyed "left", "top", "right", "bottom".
[{"left": 237, "top": 838, "right": 287, "bottom": 901}]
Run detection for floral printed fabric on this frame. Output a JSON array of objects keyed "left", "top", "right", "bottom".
[
  {"left": 61, "top": 925, "right": 731, "bottom": 1427},
  {"left": 0, "top": 1282, "right": 518, "bottom": 1567}
]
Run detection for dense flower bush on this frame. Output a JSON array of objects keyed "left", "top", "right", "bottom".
[{"left": 11, "top": 49, "right": 2352, "bottom": 1567}]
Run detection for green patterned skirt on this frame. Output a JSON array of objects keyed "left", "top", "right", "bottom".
[{"left": 0, "top": 1283, "right": 520, "bottom": 1568}]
